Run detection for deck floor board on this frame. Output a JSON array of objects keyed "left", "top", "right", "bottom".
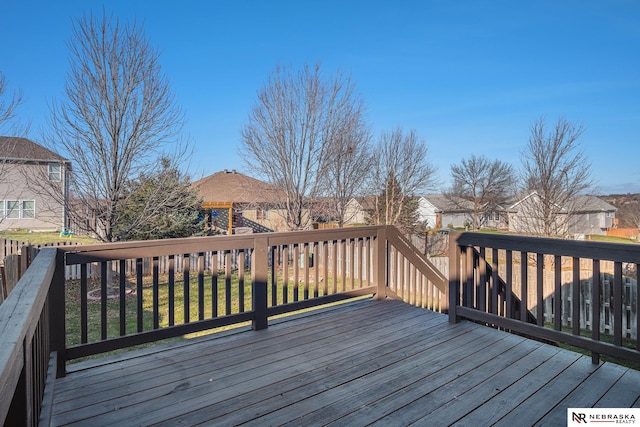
[{"left": 50, "top": 299, "right": 640, "bottom": 427}]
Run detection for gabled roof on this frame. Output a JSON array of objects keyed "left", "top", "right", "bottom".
[
  {"left": 508, "top": 191, "right": 617, "bottom": 213},
  {"left": 421, "top": 194, "right": 475, "bottom": 212},
  {"left": 572, "top": 195, "right": 617, "bottom": 212},
  {"left": 191, "top": 169, "right": 280, "bottom": 204},
  {"left": 0, "top": 136, "right": 68, "bottom": 162}
]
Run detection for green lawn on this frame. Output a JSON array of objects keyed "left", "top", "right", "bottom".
[
  {"left": 64, "top": 268, "right": 348, "bottom": 356},
  {"left": 0, "top": 230, "right": 97, "bottom": 245}
]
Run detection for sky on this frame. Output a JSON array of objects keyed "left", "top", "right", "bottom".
[{"left": 1, "top": 0, "right": 639, "bottom": 194}]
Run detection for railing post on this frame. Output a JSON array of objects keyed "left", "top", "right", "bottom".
[
  {"left": 50, "top": 249, "right": 67, "bottom": 377},
  {"left": 252, "top": 236, "right": 268, "bottom": 330},
  {"left": 373, "top": 226, "right": 387, "bottom": 300},
  {"left": 448, "top": 232, "right": 461, "bottom": 323}
]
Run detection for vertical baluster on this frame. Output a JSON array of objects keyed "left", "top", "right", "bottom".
[
  {"left": 283, "top": 245, "right": 289, "bottom": 304},
  {"left": 119, "top": 259, "right": 126, "bottom": 336},
  {"left": 136, "top": 258, "right": 143, "bottom": 332},
  {"left": 592, "top": 259, "right": 601, "bottom": 364},
  {"left": 520, "top": 251, "right": 528, "bottom": 322},
  {"left": 225, "top": 250, "right": 232, "bottom": 315},
  {"left": 183, "top": 254, "right": 191, "bottom": 323},
  {"left": 554, "top": 255, "right": 562, "bottom": 331},
  {"left": 572, "top": 257, "right": 580, "bottom": 336},
  {"left": 100, "top": 261, "right": 107, "bottom": 340},
  {"left": 152, "top": 257, "right": 159, "bottom": 329},
  {"left": 303, "top": 243, "right": 310, "bottom": 300},
  {"left": 211, "top": 251, "right": 218, "bottom": 318},
  {"left": 478, "top": 247, "right": 487, "bottom": 312},
  {"left": 168, "top": 255, "right": 175, "bottom": 326},
  {"left": 198, "top": 252, "right": 205, "bottom": 320},
  {"left": 293, "top": 244, "right": 300, "bottom": 302},
  {"left": 238, "top": 250, "right": 245, "bottom": 312},
  {"left": 80, "top": 263, "right": 88, "bottom": 343},
  {"left": 491, "top": 248, "right": 499, "bottom": 315},
  {"left": 505, "top": 250, "right": 513, "bottom": 318},
  {"left": 322, "top": 241, "right": 329, "bottom": 296},
  {"left": 332, "top": 240, "right": 338, "bottom": 294},
  {"left": 536, "top": 253, "right": 544, "bottom": 326},
  {"left": 313, "top": 242, "right": 319, "bottom": 298},
  {"left": 270, "top": 246, "right": 277, "bottom": 306},
  {"left": 613, "top": 261, "right": 623, "bottom": 346}
]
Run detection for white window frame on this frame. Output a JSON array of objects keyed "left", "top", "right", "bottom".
[
  {"left": 48, "top": 163, "right": 62, "bottom": 182},
  {"left": 22, "top": 200, "right": 35, "bottom": 219},
  {"left": 4, "top": 200, "right": 36, "bottom": 219}
]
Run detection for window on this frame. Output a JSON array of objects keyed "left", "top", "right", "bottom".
[
  {"left": 6, "top": 201, "right": 20, "bottom": 218},
  {"left": 256, "top": 208, "right": 268, "bottom": 220},
  {"left": 48, "top": 163, "right": 62, "bottom": 181},
  {"left": 4, "top": 200, "right": 35, "bottom": 219},
  {"left": 22, "top": 201, "right": 35, "bottom": 219}
]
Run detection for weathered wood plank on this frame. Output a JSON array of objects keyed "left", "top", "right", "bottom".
[{"left": 48, "top": 299, "right": 640, "bottom": 427}]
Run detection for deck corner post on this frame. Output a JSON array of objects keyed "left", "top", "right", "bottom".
[
  {"left": 51, "top": 249, "right": 67, "bottom": 377},
  {"left": 252, "top": 236, "right": 269, "bottom": 331},
  {"left": 373, "top": 226, "right": 388, "bottom": 301},
  {"left": 448, "top": 232, "right": 461, "bottom": 324}
]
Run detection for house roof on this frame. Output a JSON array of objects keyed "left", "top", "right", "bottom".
[
  {"left": 422, "top": 194, "right": 476, "bottom": 212},
  {"left": 572, "top": 195, "right": 617, "bottom": 212},
  {"left": 508, "top": 192, "right": 617, "bottom": 213},
  {"left": 0, "top": 136, "right": 68, "bottom": 162},
  {"left": 191, "top": 169, "right": 280, "bottom": 204}
]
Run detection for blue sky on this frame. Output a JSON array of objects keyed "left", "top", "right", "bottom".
[{"left": 1, "top": 1, "right": 639, "bottom": 194}]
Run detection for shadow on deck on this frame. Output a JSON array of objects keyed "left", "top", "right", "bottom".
[{"left": 51, "top": 299, "right": 640, "bottom": 426}]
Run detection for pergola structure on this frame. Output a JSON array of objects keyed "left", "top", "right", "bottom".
[{"left": 202, "top": 201, "right": 234, "bottom": 235}]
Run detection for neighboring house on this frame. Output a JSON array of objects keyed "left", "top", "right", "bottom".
[
  {"left": 0, "top": 136, "right": 71, "bottom": 232},
  {"left": 507, "top": 192, "right": 617, "bottom": 237},
  {"left": 417, "top": 194, "right": 477, "bottom": 230},
  {"left": 191, "top": 169, "right": 291, "bottom": 233},
  {"left": 342, "top": 197, "right": 374, "bottom": 226}
]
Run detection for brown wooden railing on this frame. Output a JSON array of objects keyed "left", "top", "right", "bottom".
[
  {"left": 0, "top": 248, "right": 65, "bottom": 426},
  {"left": 449, "top": 232, "right": 640, "bottom": 365},
  {"left": 11, "top": 227, "right": 640, "bottom": 425},
  {"left": 59, "top": 226, "right": 448, "bottom": 362}
]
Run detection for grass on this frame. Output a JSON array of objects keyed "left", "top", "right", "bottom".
[
  {"left": 544, "top": 322, "right": 640, "bottom": 370},
  {"left": 64, "top": 268, "right": 356, "bottom": 361},
  {"left": 0, "top": 230, "right": 97, "bottom": 245},
  {"left": 587, "top": 234, "right": 636, "bottom": 244}
]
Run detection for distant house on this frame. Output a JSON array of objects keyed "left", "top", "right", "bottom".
[
  {"left": 342, "top": 197, "right": 374, "bottom": 226},
  {"left": 417, "top": 195, "right": 478, "bottom": 230},
  {"left": 191, "top": 169, "right": 293, "bottom": 233},
  {"left": 507, "top": 192, "right": 617, "bottom": 237},
  {"left": 0, "top": 136, "right": 71, "bottom": 232}
]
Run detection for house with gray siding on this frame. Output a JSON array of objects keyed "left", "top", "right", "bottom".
[{"left": 0, "top": 136, "right": 71, "bottom": 231}]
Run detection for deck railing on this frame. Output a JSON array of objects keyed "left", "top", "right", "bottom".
[
  {"left": 59, "top": 226, "right": 448, "bottom": 362},
  {"left": 448, "top": 232, "right": 640, "bottom": 364},
  {"left": 0, "top": 248, "right": 65, "bottom": 426},
  {"left": 7, "top": 227, "right": 640, "bottom": 425}
]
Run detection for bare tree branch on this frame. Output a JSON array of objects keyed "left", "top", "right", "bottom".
[
  {"left": 370, "top": 128, "right": 438, "bottom": 232},
  {"left": 42, "top": 11, "right": 188, "bottom": 241},
  {"left": 518, "top": 116, "right": 594, "bottom": 237},
  {"left": 241, "top": 63, "right": 367, "bottom": 230},
  {"left": 447, "top": 154, "right": 516, "bottom": 230}
]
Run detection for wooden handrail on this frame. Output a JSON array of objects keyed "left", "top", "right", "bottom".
[
  {"left": 450, "top": 232, "right": 640, "bottom": 364},
  {"left": 0, "top": 248, "right": 61, "bottom": 426}
]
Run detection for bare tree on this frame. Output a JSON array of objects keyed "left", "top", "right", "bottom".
[
  {"left": 0, "top": 72, "right": 25, "bottom": 136},
  {"left": 369, "top": 128, "right": 438, "bottom": 233},
  {"left": 448, "top": 154, "right": 516, "bottom": 230},
  {"left": 518, "top": 116, "right": 593, "bottom": 237},
  {"left": 320, "top": 107, "right": 373, "bottom": 227},
  {"left": 0, "top": 72, "right": 28, "bottom": 226},
  {"left": 241, "top": 63, "right": 366, "bottom": 230},
  {"left": 44, "top": 11, "right": 188, "bottom": 242}
]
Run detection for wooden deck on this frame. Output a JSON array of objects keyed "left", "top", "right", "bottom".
[{"left": 50, "top": 299, "right": 640, "bottom": 427}]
